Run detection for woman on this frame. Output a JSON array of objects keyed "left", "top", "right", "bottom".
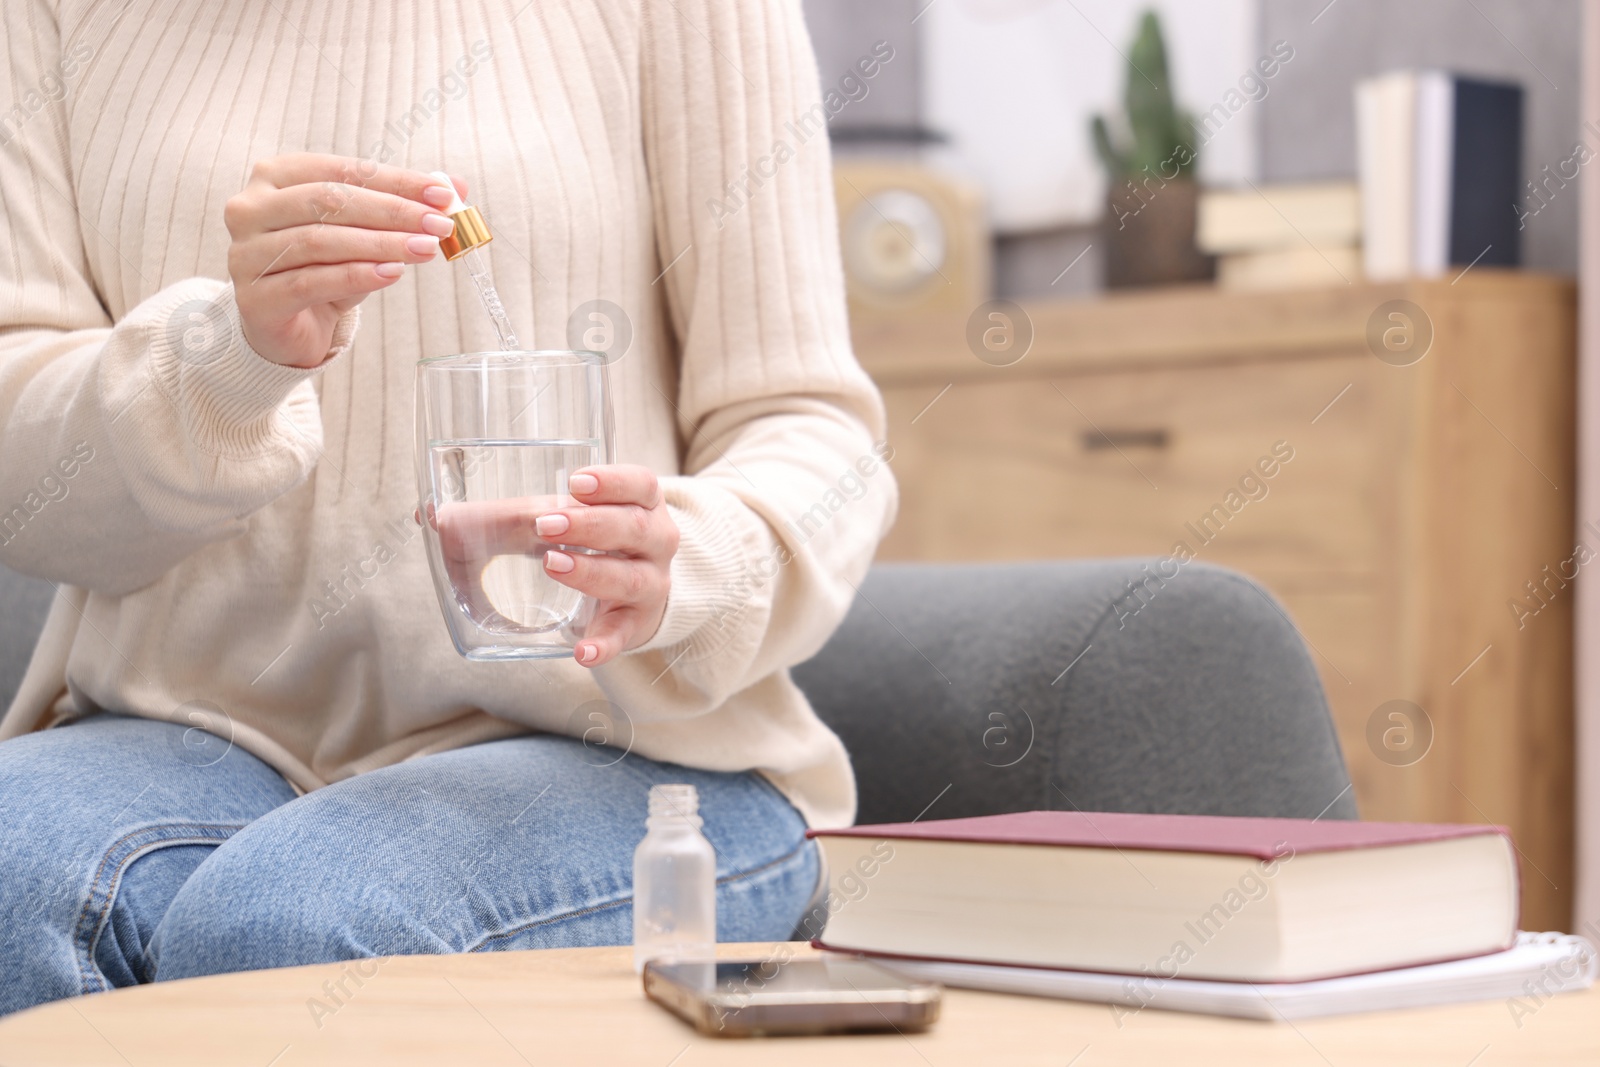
[{"left": 0, "top": 0, "right": 894, "bottom": 1015}]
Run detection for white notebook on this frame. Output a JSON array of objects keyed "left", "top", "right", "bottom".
[{"left": 855, "top": 932, "right": 1595, "bottom": 1022}]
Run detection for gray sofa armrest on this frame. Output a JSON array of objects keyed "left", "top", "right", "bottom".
[
  {"left": 792, "top": 560, "right": 1357, "bottom": 826},
  {"left": 0, "top": 565, "right": 54, "bottom": 713}
]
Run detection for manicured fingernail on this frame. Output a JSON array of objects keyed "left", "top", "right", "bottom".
[
  {"left": 422, "top": 184, "right": 456, "bottom": 209},
  {"left": 375, "top": 262, "right": 405, "bottom": 278},
  {"left": 406, "top": 234, "right": 440, "bottom": 257},
  {"left": 569, "top": 473, "right": 599, "bottom": 495},
  {"left": 535, "top": 513, "right": 570, "bottom": 537},
  {"left": 577, "top": 643, "right": 599, "bottom": 665},
  {"left": 544, "top": 549, "right": 575, "bottom": 574},
  {"left": 421, "top": 212, "right": 456, "bottom": 237}
]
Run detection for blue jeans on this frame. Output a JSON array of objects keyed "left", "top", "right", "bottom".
[{"left": 0, "top": 713, "right": 819, "bottom": 1017}]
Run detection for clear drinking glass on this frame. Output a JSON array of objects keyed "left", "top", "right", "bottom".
[{"left": 415, "top": 350, "right": 613, "bottom": 660}]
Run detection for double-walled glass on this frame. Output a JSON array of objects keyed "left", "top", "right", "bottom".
[{"left": 415, "top": 351, "right": 612, "bottom": 660}]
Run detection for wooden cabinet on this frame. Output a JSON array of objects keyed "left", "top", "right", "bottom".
[{"left": 855, "top": 272, "right": 1577, "bottom": 930}]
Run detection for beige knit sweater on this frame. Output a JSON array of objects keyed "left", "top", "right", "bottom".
[{"left": 0, "top": 0, "right": 896, "bottom": 828}]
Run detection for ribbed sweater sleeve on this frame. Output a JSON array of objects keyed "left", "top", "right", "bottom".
[
  {"left": 0, "top": 0, "right": 355, "bottom": 595},
  {"left": 600, "top": 0, "right": 897, "bottom": 706}
]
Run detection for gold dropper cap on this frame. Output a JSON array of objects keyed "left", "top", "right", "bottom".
[
  {"left": 429, "top": 171, "right": 493, "bottom": 261},
  {"left": 440, "top": 205, "right": 491, "bottom": 260}
]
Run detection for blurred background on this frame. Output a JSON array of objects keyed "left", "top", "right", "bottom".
[
  {"left": 805, "top": 0, "right": 1577, "bottom": 296},
  {"left": 798, "top": 0, "right": 1596, "bottom": 935}
]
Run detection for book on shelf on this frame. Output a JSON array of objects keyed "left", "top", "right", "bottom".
[
  {"left": 1197, "top": 182, "right": 1361, "bottom": 291},
  {"left": 809, "top": 810, "right": 1518, "bottom": 984},
  {"left": 1197, "top": 182, "right": 1361, "bottom": 255},
  {"left": 1215, "top": 245, "right": 1361, "bottom": 291},
  {"left": 1356, "top": 70, "right": 1523, "bottom": 280}
]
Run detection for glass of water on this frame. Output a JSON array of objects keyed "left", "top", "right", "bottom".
[{"left": 415, "top": 350, "right": 612, "bottom": 660}]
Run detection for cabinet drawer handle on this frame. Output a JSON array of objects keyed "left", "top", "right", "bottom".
[{"left": 1082, "top": 428, "right": 1170, "bottom": 451}]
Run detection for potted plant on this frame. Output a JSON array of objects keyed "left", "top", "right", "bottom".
[{"left": 1090, "top": 10, "right": 1214, "bottom": 288}]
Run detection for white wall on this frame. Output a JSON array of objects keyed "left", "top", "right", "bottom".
[{"left": 921, "top": 0, "right": 1261, "bottom": 233}]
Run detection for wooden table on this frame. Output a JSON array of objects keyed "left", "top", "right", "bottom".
[{"left": 2, "top": 943, "right": 1596, "bottom": 1065}]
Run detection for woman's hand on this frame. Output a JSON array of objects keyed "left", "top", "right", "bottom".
[
  {"left": 539, "top": 466, "right": 679, "bottom": 666},
  {"left": 225, "top": 153, "right": 462, "bottom": 368},
  {"left": 430, "top": 465, "right": 679, "bottom": 667}
]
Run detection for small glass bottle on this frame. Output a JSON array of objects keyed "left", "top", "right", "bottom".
[{"left": 633, "top": 783, "right": 717, "bottom": 973}]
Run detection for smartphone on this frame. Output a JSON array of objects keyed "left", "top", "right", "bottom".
[{"left": 642, "top": 956, "right": 942, "bottom": 1037}]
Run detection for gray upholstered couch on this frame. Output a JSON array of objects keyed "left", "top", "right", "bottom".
[{"left": 0, "top": 559, "right": 1356, "bottom": 823}]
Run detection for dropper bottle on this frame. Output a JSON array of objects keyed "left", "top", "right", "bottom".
[
  {"left": 633, "top": 783, "right": 717, "bottom": 973},
  {"left": 429, "top": 171, "right": 521, "bottom": 351}
]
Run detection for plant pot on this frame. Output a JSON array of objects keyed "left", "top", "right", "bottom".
[{"left": 1101, "top": 176, "right": 1214, "bottom": 288}]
